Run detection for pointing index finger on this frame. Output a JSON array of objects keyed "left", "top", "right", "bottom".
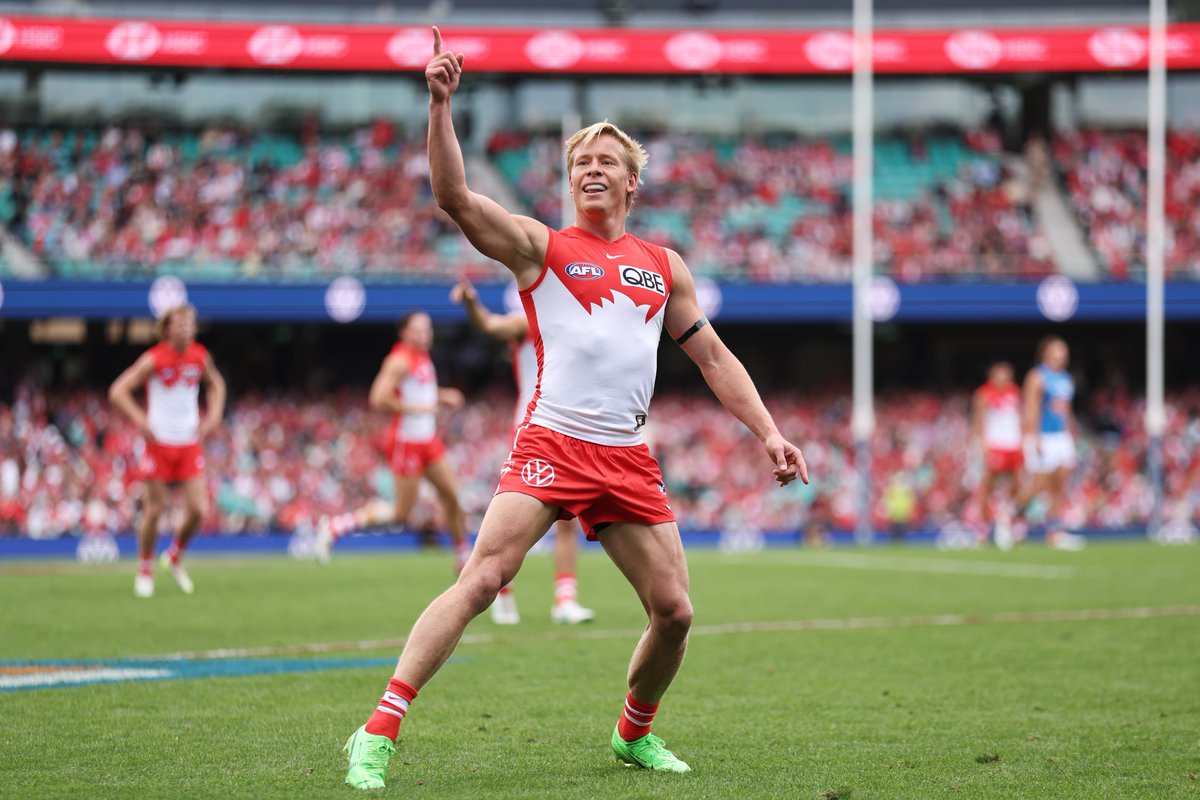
[{"left": 432, "top": 25, "right": 443, "bottom": 54}]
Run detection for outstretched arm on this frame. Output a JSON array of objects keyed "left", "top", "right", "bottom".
[
  {"left": 664, "top": 251, "right": 808, "bottom": 487},
  {"left": 450, "top": 279, "right": 529, "bottom": 342},
  {"left": 427, "top": 27, "right": 546, "bottom": 283},
  {"left": 108, "top": 354, "right": 156, "bottom": 440}
]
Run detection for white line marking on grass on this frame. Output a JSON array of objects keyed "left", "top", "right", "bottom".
[
  {"left": 725, "top": 552, "right": 1077, "bottom": 579},
  {"left": 144, "top": 605, "right": 1200, "bottom": 661},
  {"left": 0, "top": 667, "right": 172, "bottom": 689}
]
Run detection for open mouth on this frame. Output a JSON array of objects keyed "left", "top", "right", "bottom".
[{"left": 582, "top": 183, "right": 606, "bottom": 194}]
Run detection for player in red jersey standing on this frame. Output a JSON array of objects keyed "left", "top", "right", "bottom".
[
  {"left": 339, "top": 28, "right": 808, "bottom": 789},
  {"left": 451, "top": 278, "right": 597, "bottom": 625},
  {"left": 109, "top": 304, "right": 226, "bottom": 598},
  {"left": 971, "top": 361, "right": 1024, "bottom": 549},
  {"left": 314, "top": 311, "right": 470, "bottom": 570}
]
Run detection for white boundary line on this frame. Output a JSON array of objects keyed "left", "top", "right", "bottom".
[
  {"left": 145, "top": 605, "right": 1200, "bottom": 661},
  {"left": 723, "top": 552, "right": 1076, "bottom": 579}
]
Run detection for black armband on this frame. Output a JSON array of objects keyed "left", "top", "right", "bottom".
[{"left": 673, "top": 317, "right": 709, "bottom": 347}]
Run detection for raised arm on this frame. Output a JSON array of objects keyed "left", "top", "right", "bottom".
[
  {"left": 426, "top": 27, "right": 547, "bottom": 283},
  {"left": 450, "top": 279, "right": 529, "bottom": 342},
  {"left": 663, "top": 251, "right": 808, "bottom": 487},
  {"left": 198, "top": 354, "right": 227, "bottom": 439},
  {"left": 108, "top": 354, "right": 157, "bottom": 440}
]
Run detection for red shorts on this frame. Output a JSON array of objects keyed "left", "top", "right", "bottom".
[
  {"left": 495, "top": 424, "right": 675, "bottom": 540},
  {"left": 143, "top": 441, "right": 205, "bottom": 483},
  {"left": 389, "top": 437, "right": 446, "bottom": 477},
  {"left": 985, "top": 448, "right": 1023, "bottom": 473}
]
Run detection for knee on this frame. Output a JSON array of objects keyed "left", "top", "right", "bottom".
[
  {"left": 457, "top": 558, "right": 508, "bottom": 614},
  {"left": 186, "top": 499, "right": 207, "bottom": 522},
  {"left": 437, "top": 487, "right": 460, "bottom": 509},
  {"left": 143, "top": 498, "right": 163, "bottom": 519},
  {"left": 650, "top": 594, "right": 693, "bottom": 638}
]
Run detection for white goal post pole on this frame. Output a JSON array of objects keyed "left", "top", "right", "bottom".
[
  {"left": 1147, "top": 0, "right": 1167, "bottom": 538},
  {"left": 852, "top": 0, "right": 875, "bottom": 546}
]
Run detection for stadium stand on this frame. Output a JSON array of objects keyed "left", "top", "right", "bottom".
[
  {"left": 2, "top": 123, "right": 1057, "bottom": 283},
  {"left": 3, "top": 381, "right": 1196, "bottom": 539},
  {"left": 1054, "top": 129, "right": 1200, "bottom": 280},
  {"left": 493, "top": 127, "right": 1054, "bottom": 282}
]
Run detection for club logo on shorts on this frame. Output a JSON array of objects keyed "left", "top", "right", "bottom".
[
  {"left": 565, "top": 262, "right": 604, "bottom": 280},
  {"left": 521, "top": 459, "right": 555, "bottom": 487}
]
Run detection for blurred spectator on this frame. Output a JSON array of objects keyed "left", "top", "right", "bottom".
[
  {"left": 1, "top": 379, "right": 1196, "bottom": 539},
  {"left": 0, "top": 124, "right": 1058, "bottom": 284},
  {"left": 1054, "top": 128, "right": 1200, "bottom": 279}
]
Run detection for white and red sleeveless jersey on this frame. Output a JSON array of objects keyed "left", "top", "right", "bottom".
[
  {"left": 145, "top": 341, "right": 207, "bottom": 446},
  {"left": 978, "top": 380, "right": 1021, "bottom": 451},
  {"left": 509, "top": 337, "right": 538, "bottom": 428},
  {"left": 520, "top": 225, "right": 673, "bottom": 447},
  {"left": 389, "top": 343, "right": 438, "bottom": 443}
]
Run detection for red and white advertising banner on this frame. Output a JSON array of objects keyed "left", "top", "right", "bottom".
[{"left": 0, "top": 16, "right": 1197, "bottom": 74}]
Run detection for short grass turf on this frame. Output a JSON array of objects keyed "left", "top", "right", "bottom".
[{"left": 1, "top": 540, "right": 1198, "bottom": 799}]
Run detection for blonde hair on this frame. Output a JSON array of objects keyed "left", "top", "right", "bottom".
[
  {"left": 156, "top": 304, "right": 196, "bottom": 341},
  {"left": 564, "top": 121, "right": 649, "bottom": 212}
]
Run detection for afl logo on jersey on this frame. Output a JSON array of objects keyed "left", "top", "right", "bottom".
[{"left": 565, "top": 262, "right": 605, "bottom": 280}]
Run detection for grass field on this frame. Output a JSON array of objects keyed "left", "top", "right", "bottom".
[{"left": 2, "top": 540, "right": 1198, "bottom": 799}]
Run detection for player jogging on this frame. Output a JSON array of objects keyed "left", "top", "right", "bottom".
[
  {"left": 971, "top": 361, "right": 1024, "bottom": 549},
  {"left": 108, "top": 304, "right": 226, "bottom": 598},
  {"left": 314, "top": 311, "right": 470, "bottom": 570},
  {"left": 451, "top": 278, "right": 596, "bottom": 625},
  {"left": 338, "top": 28, "right": 808, "bottom": 789},
  {"left": 1014, "top": 335, "right": 1086, "bottom": 551}
]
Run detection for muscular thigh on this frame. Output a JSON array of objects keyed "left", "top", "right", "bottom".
[
  {"left": 423, "top": 459, "right": 458, "bottom": 499},
  {"left": 599, "top": 521, "right": 689, "bottom": 611},
  {"left": 471, "top": 492, "right": 561, "bottom": 574}
]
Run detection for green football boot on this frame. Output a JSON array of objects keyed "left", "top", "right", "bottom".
[
  {"left": 611, "top": 726, "right": 691, "bottom": 773},
  {"left": 343, "top": 724, "right": 396, "bottom": 789}
]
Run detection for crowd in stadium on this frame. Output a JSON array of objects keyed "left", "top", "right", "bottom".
[
  {"left": 1, "top": 123, "right": 493, "bottom": 282},
  {"left": 494, "top": 127, "right": 1054, "bottom": 282},
  {"left": 2, "top": 380, "right": 1196, "bottom": 541},
  {"left": 2, "top": 122, "right": 1062, "bottom": 283},
  {"left": 1054, "top": 128, "right": 1200, "bottom": 280}
]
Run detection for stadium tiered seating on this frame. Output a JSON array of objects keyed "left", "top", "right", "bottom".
[
  {"left": 2, "top": 383, "right": 1195, "bottom": 539},
  {"left": 489, "top": 128, "right": 1054, "bottom": 282},
  {"left": 1, "top": 123, "right": 1058, "bottom": 283},
  {"left": 1054, "top": 129, "right": 1200, "bottom": 280}
]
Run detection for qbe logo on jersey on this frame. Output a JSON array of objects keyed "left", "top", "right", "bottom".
[
  {"left": 565, "top": 262, "right": 604, "bottom": 280},
  {"left": 521, "top": 459, "right": 555, "bottom": 487},
  {"left": 620, "top": 266, "right": 666, "bottom": 296}
]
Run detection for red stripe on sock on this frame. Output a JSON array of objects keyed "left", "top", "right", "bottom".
[
  {"left": 617, "top": 693, "right": 659, "bottom": 741},
  {"left": 365, "top": 678, "right": 418, "bottom": 741}
]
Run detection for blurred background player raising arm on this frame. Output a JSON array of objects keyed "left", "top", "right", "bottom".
[
  {"left": 451, "top": 278, "right": 596, "bottom": 625},
  {"left": 315, "top": 311, "right": 468, "bottom": 568}
]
